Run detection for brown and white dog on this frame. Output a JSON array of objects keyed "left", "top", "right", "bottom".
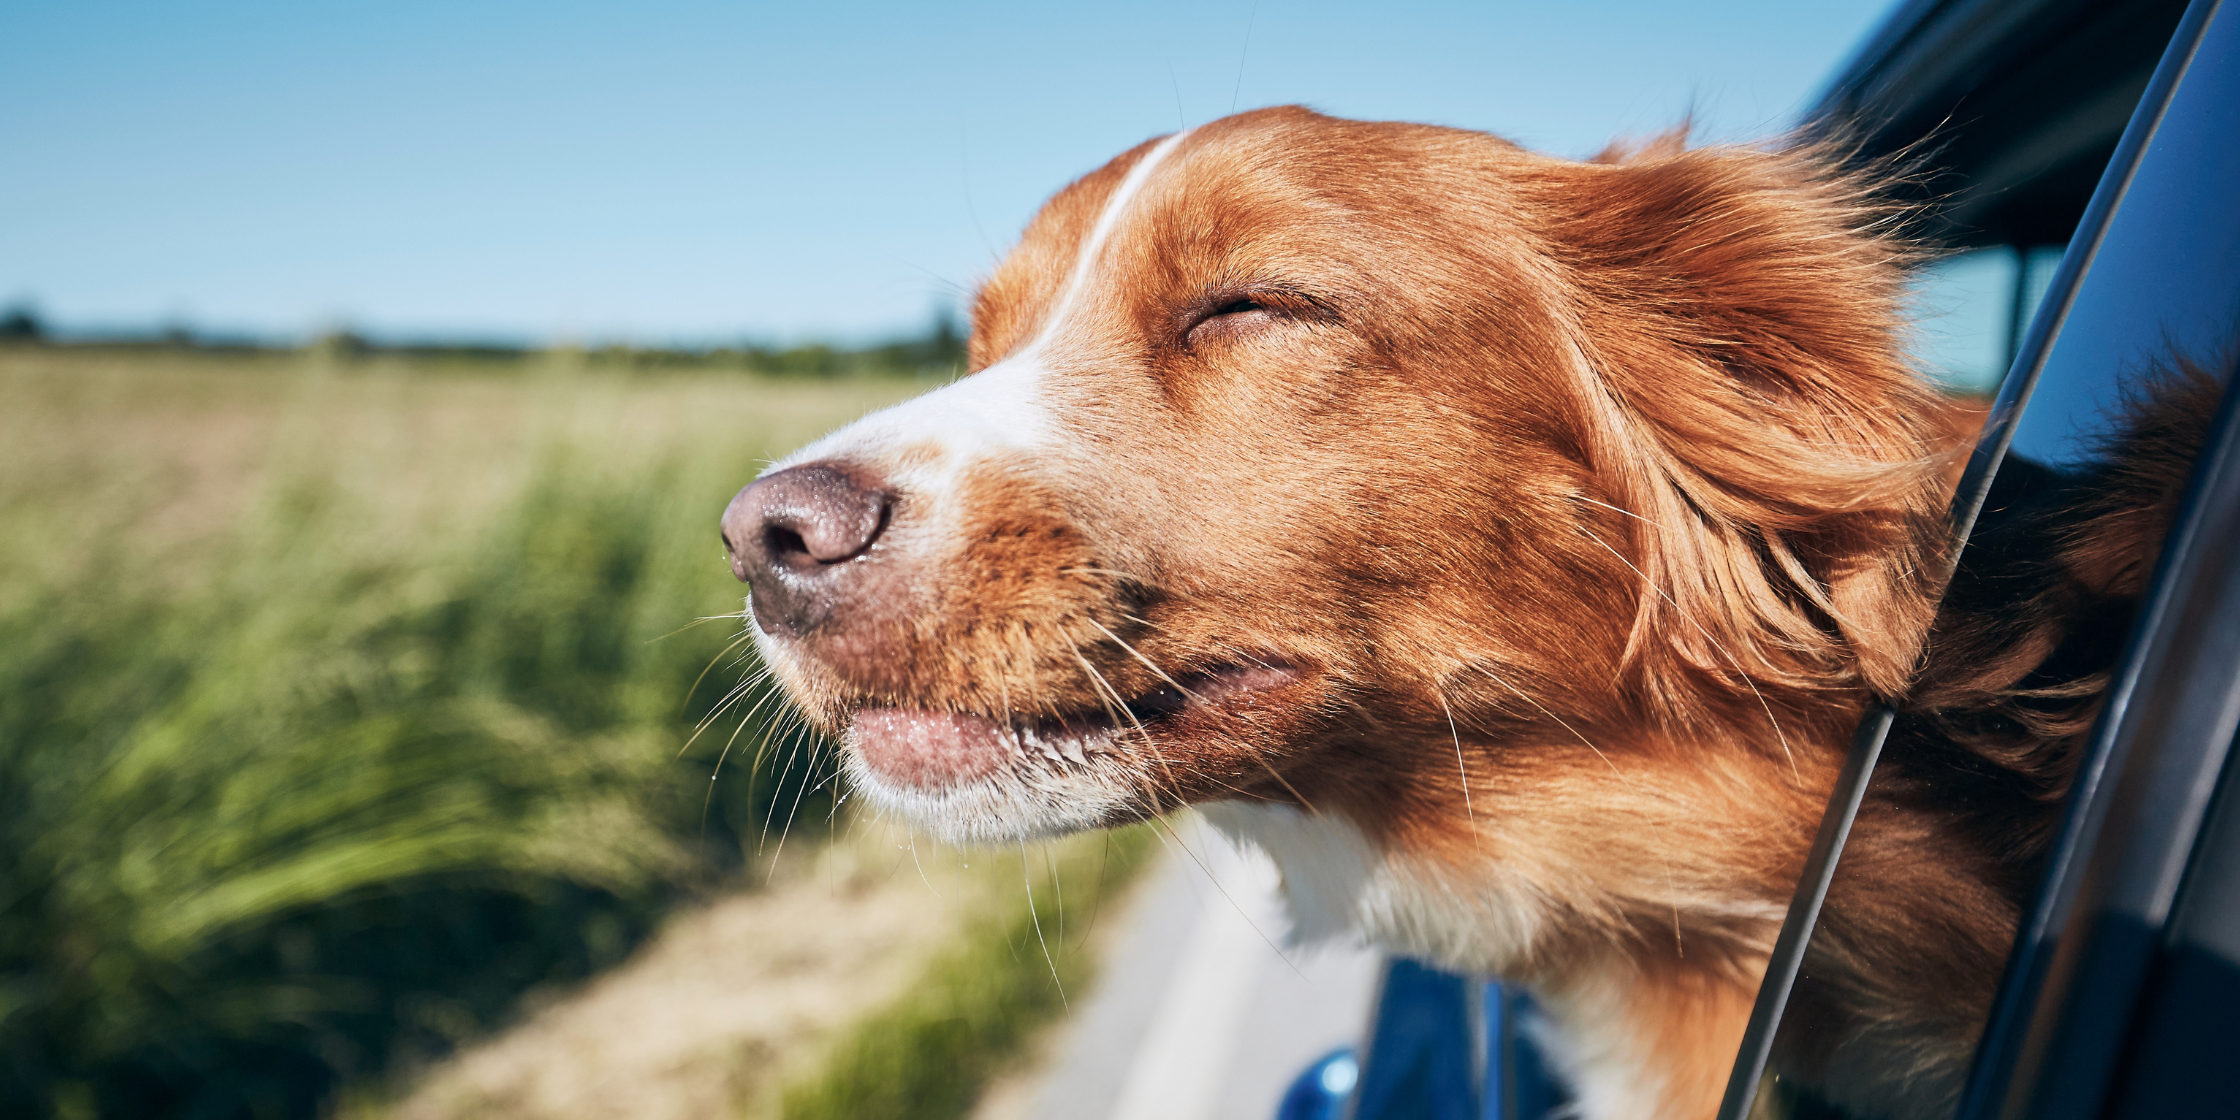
[{"left": 718, "top": 108, "right": 2201, "bottom": 1119}]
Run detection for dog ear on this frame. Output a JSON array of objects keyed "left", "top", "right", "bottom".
[{"left": 1525, "top": 141, "right": 1952, "bottom": 723}]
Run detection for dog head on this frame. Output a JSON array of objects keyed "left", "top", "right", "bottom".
[{"left": 723, "top": 107, "right": 1947, "bottom": 866}]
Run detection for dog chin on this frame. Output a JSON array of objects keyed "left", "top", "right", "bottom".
[{"left": 836, "top": 737, "right": 1147, "bottom": 845}]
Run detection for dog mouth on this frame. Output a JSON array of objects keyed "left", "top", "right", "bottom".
[{"left": 845, "top": 661, "right": 1302, "bottom": 792}]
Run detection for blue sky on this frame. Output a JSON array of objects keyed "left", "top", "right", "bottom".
[{"left": 2, "top": 1, "right": 1898, "bottom": 344}]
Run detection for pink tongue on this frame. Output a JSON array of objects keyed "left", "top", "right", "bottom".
[{"left": 850, "top": 708, "right": 1009, "bottom": 789}]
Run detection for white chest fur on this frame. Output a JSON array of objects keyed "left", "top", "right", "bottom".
[
  {"left": 1199, "top": 802, "right": 1683, "bottom": 1120},
  {"left": 1198, "top": 802, "right": 1549, "bottom": 976}
]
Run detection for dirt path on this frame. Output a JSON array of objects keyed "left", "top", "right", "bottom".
[{"left": 357, "top": 822, "right": 1012, "bottom": 1120}]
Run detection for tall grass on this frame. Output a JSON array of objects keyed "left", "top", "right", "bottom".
[{"left": 0, "top": 347, "right": 922, "bottom": 1119}]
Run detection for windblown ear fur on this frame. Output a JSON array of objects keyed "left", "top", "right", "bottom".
[
  {"left": 1523, "top": 141, "right": 1954, "bottom": 730},
  {"left": 1901, "top": 361, "right": 2223, "bottom": 792}
]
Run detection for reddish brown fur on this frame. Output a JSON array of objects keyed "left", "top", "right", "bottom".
[
  {"left": 1771, "top": 366, "right": 2219, "bottom": 1115},
  {"left": 746, "top": 107, "right": 2208, "bottom": 1118}
]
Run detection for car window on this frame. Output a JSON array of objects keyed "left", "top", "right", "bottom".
[
  {"left": 1731, "top": 4, "right": 2240, "bottom": 1117},
  {"left": 1912, "top": 246, "right": 2068, "bottom": 398}
]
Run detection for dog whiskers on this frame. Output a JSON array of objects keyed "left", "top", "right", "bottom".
[
  {"left": 698, "top": 694, "right": 768, "bottom": 841},
  {"left": 1067, "top": 630, "right": 1283, "bottom": 807},
  {"left": 1022, "top": 840, "right": 1067, "bottom": 1010},
  {"left": 1044, "top": 842, "right": 1066, "bottom": 949},
  {"left": 1472, "top": 662, "right": 1623, "bottom": 777},
  {"left": 742, "top": 695, "right": 798, "bottom": 811},
  {"left": 681, "top": 627, "right": 762, "bottom": 718},
  {"left": 1575, "top": 493, "right": 1675, "bottom": 532},
  {"left": 770, "top": 711, "right": 834, "bottom": 869},
  {"left": 1065, "top": 635, "right": 1181, "bottom": 806},
  {"left": 1084, "top": 617, "right": 1203, "bottom": 703},
  {"left": 905, "top": 827, "right": 939, "bottom": 898},
  {"left": 647, "top": 611, "right": 751, "bottom": 646},
  {"left": 680, "top": 667, "right": 778, "bottom": 759},
  {"left": 1246, "top": 753, "right": 1318, "bottom": 815},
  {"left": 1460, "top": 662, "right": 1685, "bottom": 956},
  {"left": 690, "top": 651, "right": 773, "bottom": 728},
  {"left": 758, "top": 709, "right": 817, "bottom": 870},
  {"left": 1141, "top": 812, "right": 1303, "bottom": 978},
  {"left": 1436, "top": 690, "right": 1480, "bottom": 848}
]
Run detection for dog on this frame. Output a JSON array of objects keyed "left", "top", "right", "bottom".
[{"left": 718, "top": 107, "right": 2206, "bottom": 1119}]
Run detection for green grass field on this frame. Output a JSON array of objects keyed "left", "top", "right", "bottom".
[{"left": 0, "top": 345, "right": 933, "bottom": 1118}]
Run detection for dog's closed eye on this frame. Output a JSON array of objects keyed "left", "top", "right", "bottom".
[
  {"left": 1184, "top": 298, "right": 1272, "bottom": 347},
  {"left": 1182, "top": 288, "right": 1328, "bottom": 348}
]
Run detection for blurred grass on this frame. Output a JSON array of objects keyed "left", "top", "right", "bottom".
[
  {"left": 0, "top": 344, "right": 926, "bottom": 1120},
  {"left": 774, "top": 826, "right": 1159, "bottom": 1120}
]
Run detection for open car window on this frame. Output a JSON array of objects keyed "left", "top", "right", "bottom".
[{"left": 1727, "top": 1, "right": 2240, "bottom": 1117}]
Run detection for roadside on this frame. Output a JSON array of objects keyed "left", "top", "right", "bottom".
[
  {"left": 343, "top": 815, "right": 1378, "bottom": 1120},
  {"left": 978, "top": 818, "right": 1383, "bottom": 1120},
  {"left": 346, "top": 823, "right": 982, "bottom": 1120}
]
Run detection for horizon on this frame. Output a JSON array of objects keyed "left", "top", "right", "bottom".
[{"left": 4, "top": 1, "right": 1896, "bottom": 346}]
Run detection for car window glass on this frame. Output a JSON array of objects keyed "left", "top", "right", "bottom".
[
  {"left": 1754, "top": 8, "right": 2240, "bottom": 1117},
  {"left": 1911, "top": 246, "right": 2067, "bottom": 398}
]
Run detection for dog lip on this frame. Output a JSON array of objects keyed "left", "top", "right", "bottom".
[
  {"left": 847, "top": 660, "right": 1302, "bottom": 791},
  {"left": 1126, "top": 661, "right": 1302, "bottom": 718},
  {"left": 847, "top": 708, "right": 1012, "bottom": 790}
]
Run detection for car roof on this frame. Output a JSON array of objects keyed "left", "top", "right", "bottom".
[{"left": 1811, "top": 0, "right": 2190, "bottom": 247}]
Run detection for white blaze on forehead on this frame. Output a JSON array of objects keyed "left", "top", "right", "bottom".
[
  {"left": 1029, "top": 125, "right": 1195, "bottom": 356},
  {"left": 772, "top": 126, "right": 1196, "bottom": 481}
]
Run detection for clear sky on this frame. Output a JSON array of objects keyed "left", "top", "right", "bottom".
[{"left": 2, "top": 1, "right": 1898, "bottom": 345}]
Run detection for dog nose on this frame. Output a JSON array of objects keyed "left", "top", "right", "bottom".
[{"left": 721, "top": 462, "right": 893, "bottom": 636}]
